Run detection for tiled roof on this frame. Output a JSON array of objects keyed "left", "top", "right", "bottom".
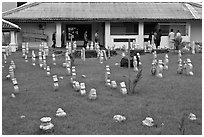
[
  {"left": 2, "top": 19, "right": 21, "bottom": 31},
  {"left": 2, "top": 2, "right": 202, "bottom": 22}
]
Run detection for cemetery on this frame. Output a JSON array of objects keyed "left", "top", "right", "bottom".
[
  {"left": 2, "top": 2, "right": 202, "bottom": 135},
  {"left": 2, "top": 41, "right": 202, "bottom": 135}
]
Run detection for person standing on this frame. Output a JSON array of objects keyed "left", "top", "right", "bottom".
[
  {"left": 83, "top": 31, "right": 88, "bottom": 49},
  {"left": 61, "top": 30, "right": 66, "bottom": 48},
  {"left": 95, "top": 31, "right": 99, "bottom": 44},
  {"left": 155, "top": 29, "right": 162, "bottom": 49},
  {"left": 175, "top": 30, "right": 182, "bottom": 50},
  {"left": 168, "top": 29, "right": 175, "bottom": 50},
  {"left": 153, "top": 31, "right": 157, "bottom": 48},
  {"left": 149, "top": 31, "right": 154, "bottom": 45},
  {"left": 95, "top": 30, "right": 102, "bottom": 49},
  {"left": 52, "top": 32, "right": 56, "bottom": 48}
]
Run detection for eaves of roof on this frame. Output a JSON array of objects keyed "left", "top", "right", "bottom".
[
  {"left": 2, "top": 19, "right": 21, "bottom": 31},
  {"left": 2, "top": 2, "right": 41, "bottom": 17}
]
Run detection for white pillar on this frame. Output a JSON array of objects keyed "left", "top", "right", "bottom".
[
  {"left": 10, "top": 31, "right": 16, "bottom": 52},
  {"left": 56, "top": 22, "right": 61, "bottom": 48},
  {"left": 10, "top": 31, "right": 16, "bottom": 44},
  {"left": 15, "top": 32, "right": 18, "bottom": 50},
  {"left": 15, "top": 32, "right": 17, "bottom": 44},
  {"left": 186, "top": 23, "right": 191, "bottom": 44},
  {"left": 138, "top": 22, "right": 144, "bottom": 49},
  {"left": 105, "top": 22, "right": 111, "bottom": 49}
]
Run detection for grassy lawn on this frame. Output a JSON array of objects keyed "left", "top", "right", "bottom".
[{"left": 2, "top": 49, "right": 202, "bottom": 135}]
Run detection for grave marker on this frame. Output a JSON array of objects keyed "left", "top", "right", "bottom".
[
  {"left": 80, "top": 83, "right": 86, "bottom": 95},
  {"left": 111, "top": 81, "right": 117, "bottom": 88},
  {"left": 192, "top": 41, "right": 195, "bottom": 54},
  {"left": 32, "top": 51, "right": 36, "bottom": 66},
  {"left": 53, "top": 75, "right": 59, "bottom": 91},
  {"left": 12, "top": 78, "right": 19, "bottom": 94},
  {"left": 24, "top": 54, "right": 28, "bottom": 62},
  {"left": 46, "top": 66, "right": 51, "bottom": 76},
  {"left": 10, "top": 60, "right": 16, "bottom": 69},
  {"left": 163, "top": 54, "right": 169, "bottom": 70},
  {"left": 4, "top": 54, "right": 7, "bottom": 64},
  {"left": 89, "top": 89, "right": 97, "bottom": 100},
  {"left": 151, "top": 60, "right": 157, "bottom": 75},
  {"left": 133, "top": 56, "right": 138, "bottom": 72},
  {"left": 9, "top": 66, "right": 15, "bottom": 80},
  {"left": 39, "top": 52, "right": 43, "bottom": 67},
  {"left": 177, "top": 61, "right": 183, "bottom": 74},
  {"left": 22, "top": 43, "right": 26, "bottom": 57},
  {"left": 81, "top": 48, "right": 86, "bottom": 61},
  {"left": 184, "top": 59, "right": 194, "bottom": 76},
  {"left": 156, "top": 60, "right": 163, "bottom": 78},
  {"left": 43, "top": 42, "right": 49, "bottom": 56},
  {"left": 52, "top": 54, "right": 56, "bottom": 66},
  {"left": 120, "top": 82, "right": 127, "bottom": 95},
  {"left": 39, "top": 117, "right": 54, "bottom": 133},
  {"left": 26, "top": 42, "right": 29, "bottom": 54},
  {"left": 90, "top": 42, "right": 94, "bottom": 50},
  {"left": 43, "top": 55, "right": 47, "bottom": 70}
]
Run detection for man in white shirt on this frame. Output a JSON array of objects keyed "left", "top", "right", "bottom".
[{"left": 168, "top": 29, "right": 175, "bottom": 50}]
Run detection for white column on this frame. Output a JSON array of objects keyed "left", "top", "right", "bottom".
[
  {"left": 186, "top": 22, "right": 191, "bottom": 42},
  {"left": 105, "top": 22, "right": 111, "bottom": 49},
  {"left": 138, "top": 22, "right": 144, "bottom": 49},
  {"left": 56, "top": 22, "right": 61, "bottom": 48},
  {"left": 10, "top": 31, "right": 16, "bottom": 44},
  {"left": 15, "top": 32, "right": 17, "bottom": 44},
  {"left": 15, "top": 32, "right": 18, "bottom": 49},
  {"left": 10, "top": 31, "right": 16, "bottom": 52}
]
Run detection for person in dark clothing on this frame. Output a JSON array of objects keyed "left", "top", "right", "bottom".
[
  {"left": 149, "top": 31, "right": 154, "bottom": 45},
  {"left": 61, "top": 30, "right": 66, "bottom": 48},
  {"left": 83, "top": 31, "right": 88, "bottom": 48},
  {"left": 153, "top": 31, "right": 157, "bottom": 47},
  {"left": 95, "top": 30, "right": 103, "bottom": 49},
  {"left": 155, "top": 29, "right": 162, "bottom": 49},
  {"left": 174, "top": 30, "right": 182, "bottom": 50},
  {"left": 52, "top": 32, "right": 56, "bottom": 48},
  {"left": 95, "top": 31, "right": 99, "bottom": 44}
]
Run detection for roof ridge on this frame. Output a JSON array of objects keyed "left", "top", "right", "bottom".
[{"left": 2, "top": 2, "right": 41, "bottom": 17}]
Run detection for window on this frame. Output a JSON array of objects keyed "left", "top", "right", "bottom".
[
  {"left": 110, "top": 22, "right": 138, "bottom": 35},
  {"left": 158, "top": 23, "right": 187, "bottom": 36},
  {"left": 66, "top": 24, "right": 92, "bottom": 41},
  {"left": 144, "top": 22, "right": 157, "bottom": 35}
]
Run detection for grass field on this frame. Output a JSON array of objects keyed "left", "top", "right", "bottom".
[{"left": 2, "top": 49, "right": 202, "bottom": 135}]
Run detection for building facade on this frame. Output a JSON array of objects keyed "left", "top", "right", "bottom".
[{"left": 2, "top": 2, "right": 202, "bottom": 49}]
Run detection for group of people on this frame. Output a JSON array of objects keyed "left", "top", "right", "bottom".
[
  {"left": 52, "top": 30, "right": 100, "bottom": 49},
  {"left": 149, "top": 29, "right": 182, "bottom": 50},
  {"left": 52, "top": 28, "right": 182, "bottom": 51},
  {"left": 52, "top": 30, "right": 66, "bottom": 48},
  {"left": 168, "top": 29, "right": 182, "bottom": 51},
  {"left": 149, "top": 29, "right": 162, "bottom": 49},
  {"left": 83, "top": 30, "right": 100, "bottom": 49}
]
